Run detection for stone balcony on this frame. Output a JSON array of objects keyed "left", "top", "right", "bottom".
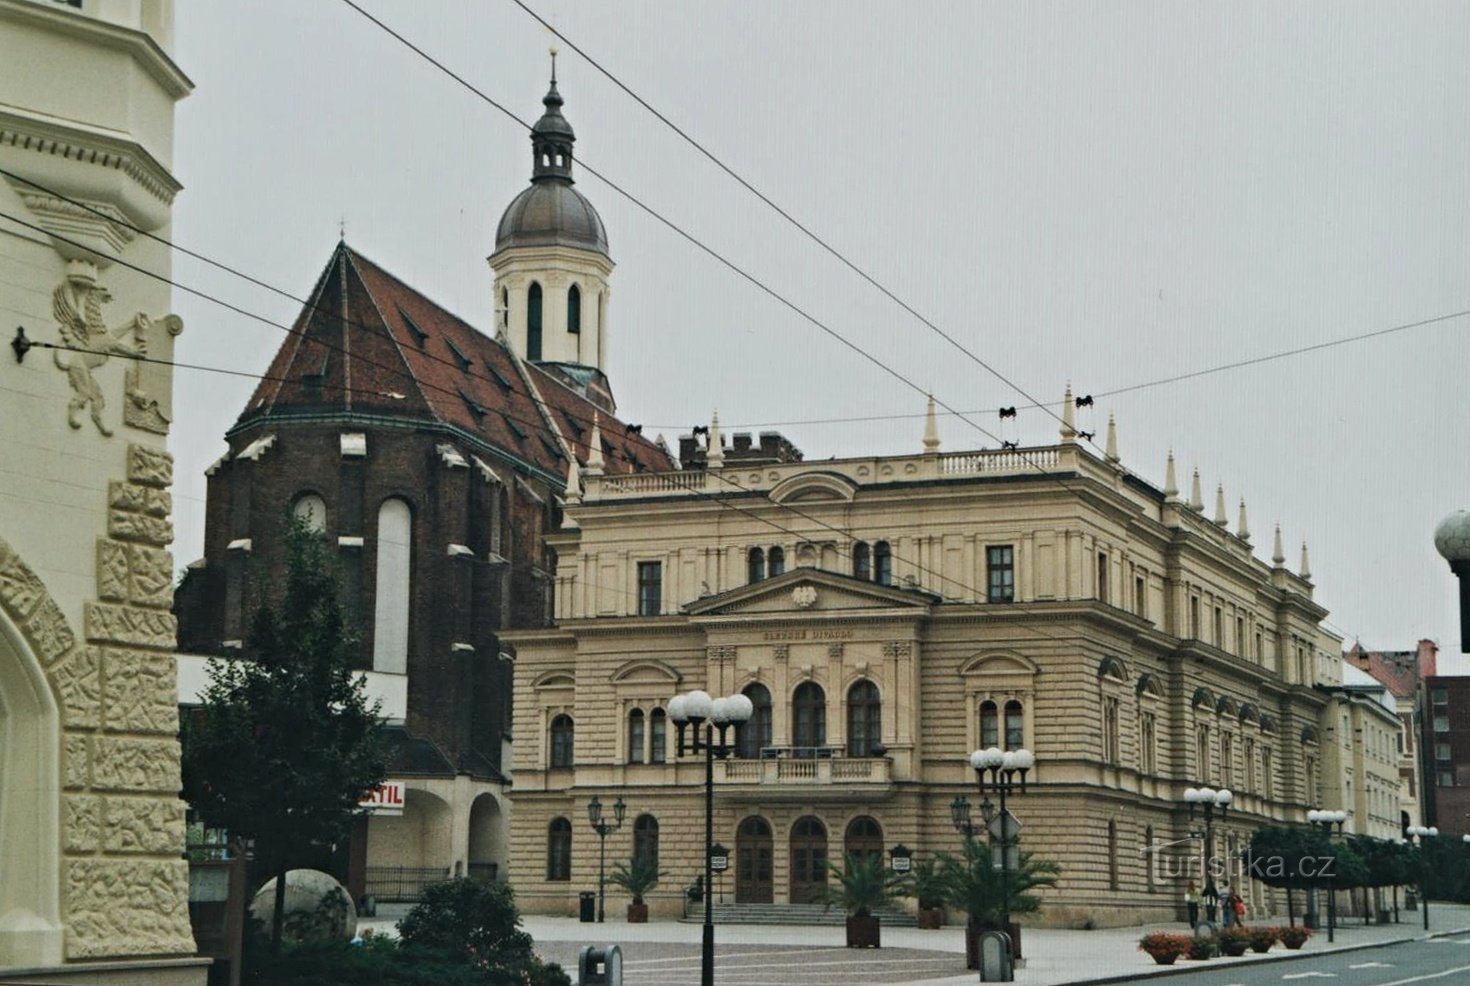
[{"left": 713, "top": 747, "right": 894, "bottom": 801}]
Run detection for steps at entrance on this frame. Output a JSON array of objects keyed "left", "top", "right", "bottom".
[{"left": 688, "top": 902, "right": 918, "bottom": 927}]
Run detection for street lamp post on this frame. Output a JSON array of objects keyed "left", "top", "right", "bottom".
[
  {"left": 668, "top": 689, "right": 753, "bottom": 986},
  {"left": 1183, "top": 785, "right": 1232, "bottom": 922},
  {"left": 1407, "top": 825, "right": 1438, "bottom": 932},
  {"left": 952, "top": 746, "right": 1033, "bottom": 962},
  {"left": 1307, "top": 809, "right": 1346, "bottom": 942},
  {"left": 586, "top": 795, "right": 626, "bottom": 923}
]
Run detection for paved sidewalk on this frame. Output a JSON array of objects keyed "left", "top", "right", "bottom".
[{"left": 360, "top": 903, "right": 1470, "bottom": 985}]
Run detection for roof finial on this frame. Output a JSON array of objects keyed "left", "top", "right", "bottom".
[
  {"left": 706, "top": 410, "right": 724, "bottom": 469},
  {"left": 1272, "top": 524, "right": 1286, "bottom": 566},
  {"left": 550, "top": 44, "right": 558, "bottom": 85},
  {"left": 1188, "top": 466, "right": 1203, "bottom": 511},
  {"left": 1060, "top": 383, "right": 1076, "bottom": 443},
  {"left": 1163, "top": 450, "right": 1179, "bottom": 500},
  {"left": 1214, "top": 483, "right": 1228, "bottom": 526},
  {"left": 1300, "top": 540, "right": 1312, "bottom": 580},
  {"left": 1105, "top": 411, "right": 1119, "bottom": 463},
  {"left": 585, "top": 412, "right": 604, "bottom": 476},
  {"left": 564, "top": 453, "right": 582, "bottom": 505},
  {"left": 922, "top": 394, "right": 940, "bottom": 454},
  {"left": 1238, "top": 498, "right": 1251, "bottom": 542}
]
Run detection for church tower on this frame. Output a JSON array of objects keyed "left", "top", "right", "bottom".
[{"left": 490, "top": 58, "right": 615, "bottom": 408}]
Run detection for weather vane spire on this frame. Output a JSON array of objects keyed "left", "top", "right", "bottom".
[{"left": 550, "top": 44, "right": 559, "bottom": 84}]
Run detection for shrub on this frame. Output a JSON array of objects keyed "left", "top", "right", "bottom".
[
  {"left": 1248, "top": 926, "right": 1278, "bottom": 952},
  {"left": 1218, "top": 925, "right": 1251, "bottom": 955},
  {"left": 398, "top": 879, "right": 532, "bottom": 965},
  {"left": 1186, "top": 936, "right": 1219, "bottom": 960},
  {"left": 1278, "top": 925, "right": 1311, "bottom": 949},
  {"left": 1138, "top": 932, "right": 1191, "bottom": 963}
]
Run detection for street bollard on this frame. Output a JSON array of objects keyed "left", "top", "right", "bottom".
[
  {"left": 977, "top": 930, "right": 1013, "bottom": 982},
  {"left": 577, "top": 944, "right": 622, "bottom": 986}
]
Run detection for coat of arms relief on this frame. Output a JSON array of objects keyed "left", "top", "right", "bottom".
[{"left": 50, "top": 259, "right": 182, "bottom": 436}]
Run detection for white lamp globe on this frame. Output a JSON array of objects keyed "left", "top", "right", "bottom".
[
  {"left": 1216, "top": 789, "right": 1233, "bottom": 806},
  {"left": 1011, "top": 750, "right": 1036, "bottom": 770},
  {"left": 1199, "top": 787, "right": 1217, "bottom": 803},
  {"left": 1184, "top": 788, "right": 1201, "bottom": 803},
  {"left": 1001, "top": 751, "right": 1018, "bottom": 771},
  {"left": 1429, "top": 827, "right": 1439, "bottom": 837},
  {"left": 1307, "top": 810, "right": 1321, "bottom": 823},
  {"left": 983, "top": 746, "right": 1005, "bottom": 768},
  {"left": 969, "top": 750, "right": 987, "bottom": 771},
  {"left": 684, "top": 690, "right": 713, "bottom": 721},
  {"left": 710, "top": 697, "right": 733, "bottom": 725},
  {"left": 727, "top": 693, "right": 754, "bottom": 723},
  {"left": 667, "top": 694, "right": 689, "bottom": 723}
]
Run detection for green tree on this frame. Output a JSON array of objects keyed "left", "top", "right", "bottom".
[
  {"left": 182, "top": 516, "right": 387, "bottom": 949},
  {"left": 813, "top": 851, "right": 906, "bottom": 918},
  {"left": 936, "top": 835, "right": 1060, "bottom": 928},
  {"left": 609, "top": 855, "right": 664, "bottom": 906}
]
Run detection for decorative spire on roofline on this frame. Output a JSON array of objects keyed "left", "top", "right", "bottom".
[{"left": 531, "top": 47, "right": 576, "bottom": 184}]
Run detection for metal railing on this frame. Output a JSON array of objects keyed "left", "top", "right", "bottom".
[{"left": 364, "top": 866, "right": 451, "bottom": 902}]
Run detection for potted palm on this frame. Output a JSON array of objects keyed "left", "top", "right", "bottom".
[
  {"left": 938, "top": 835, "right": 1059, "bottom": 967},
  {"left": 901, "top": 856, "right": 947, "bottom": 929},
  {"left": 813, "top": 851, "right": 904, "bottom": 948},
  {"left": 609, "top": 856, "right": 662, "bottom": 923}
]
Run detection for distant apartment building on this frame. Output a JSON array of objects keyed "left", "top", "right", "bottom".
[
  {"left": 1423, "top": 674, "right": 1470, "bottom": 837},
  {"left": 1344, "top": 639, "right": 1437, "bottom": 832}
]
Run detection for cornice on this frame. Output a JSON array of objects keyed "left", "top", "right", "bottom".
[
  {"left": 0, "top": 106, "right": 182, "bottom": 206},
  {"left": 0, "top": 0, "right": 193, "bottom": 97}
]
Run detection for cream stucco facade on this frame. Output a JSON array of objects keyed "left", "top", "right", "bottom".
[
  {"left": 504, "top": 419, "right": 1340, "bottom": 927},
  {"left": 0, "top": 0, "right": 201, "bottom": 980}
]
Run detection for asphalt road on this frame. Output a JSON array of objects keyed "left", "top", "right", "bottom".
[{"left": 1125, "top": 935, "right": 1470, "bottom": 985}]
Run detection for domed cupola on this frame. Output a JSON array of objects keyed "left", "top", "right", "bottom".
[{"left": 490, "top": 54, "right": 615, "bottom": 378}]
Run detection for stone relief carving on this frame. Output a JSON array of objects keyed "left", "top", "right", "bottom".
[
  {"left": 91, "top": 736, "right": 181, "bottom": 793},
  {"left": 0, "top": 538, "right": 46, "bottom": 616},
  {"left": 85, "top": 602, "right": 177, "bottom": 650},
  {"left": 791, "top": 585, "right": 817, "bottom": 609},
  {"left": 772, "top": 644, "right": 789, "bottom": 662},
  {"left": 64, "top": 859, "right": 195, "bottom": 959},
  {"left": 108, "top": 509, "right": 173, "bottom": 546},
  {"left": 104, "top": 797, "right": 185, "bottom": 854},
  {"left": 882, "top": 641, "right": 913, "bottom": 659},
  {"left": 64, "top": 734, "right": 90, "bottom": 789},
  {"left": 97, "top": 541, "right": 173, "bottom": 609},
  {"left": 102, "top": 650, "right": 178, "bottom": 734},
  {"left": 64, "top": 795, "right": 102, "bottom": 853},
  {"left": 50, "top": 261, "right": 155, "bottom": 436},
  {"left": 26, "top": 596, "right": 75, "bottom": 665},
  {"left": 706, "top": 645, "right": 736, "bottom": 662},
  {"left": 52, "top": 646, "right": 101, "bottom": 727},
  {"left": 828, "top": 643, "right": 845, "bottom": 658},
  {"left": 127, "top": 443, "right": 173, "bottom": 488}
]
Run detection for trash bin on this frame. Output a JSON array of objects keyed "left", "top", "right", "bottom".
[{"left": 579, "top": 892, "right": 596, "bottom": 923}]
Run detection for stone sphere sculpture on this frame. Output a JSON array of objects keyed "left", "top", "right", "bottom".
[{"left": 250, "top": 869, "right": 358, "bottom": 943}]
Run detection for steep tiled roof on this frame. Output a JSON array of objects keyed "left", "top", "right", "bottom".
[{"left": 234, "top": 244, "right": 673, "bottom": 481}]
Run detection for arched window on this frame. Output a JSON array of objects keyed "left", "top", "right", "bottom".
[
  {"left": 1004, "top": 700, "right": 1024, "bottom": 750},
  {"left": 567, "top": 284, "right": 581, "bottom": 334},
  {"left": 628, "top": 708, "right": 645, "bottom": 764},
  {"left": 1107, "top": 819, "right": 1118, "bottom": 891},
  {"left": 737, "top": 683, "right": 772, "bottom": 759},
  {"left": 550, "top": 714, "right": 574, "bottom": 768},
  {"left": 547, "top": 818, "right": 571, "bottom": 881},
  {"left": 768, "top": 547, "right": 785, "bottom": 577},
  {"left": 500, "top": 288, "right": 509, "bottom": 330},
  {"left": 748, "top": 547, "right": 765, "bottom": 583},
  {"left": 846, "top": 680, "right": 881, "bottom": 758},
  {"left": 844, "top": 816, "right": 883, "bottom": 864},
  {"left": 852, "top": 541, "right": 870, "bottom": 580},
  {"left": 874, "top": 541, "right": 892, "bottom": 586},
  {"left": 793, "top": 682, "right": 826, "bottom": 752},
  {"left": 293, "top": 493, "right": 327, "bottom": 534},
  {"left": 527, "top": 282, "right": 543, "bottom": 361},
  {"left": 634, "top": 814, "right": 659, "bottom": 869},
  {"left": 372, "top": 498, "right": 411, "bottom": 673},
  {"left": 980, "top": 700, "right": 999, "bottom": 748},
  {"left": 650, "top": 708, "right": 667, "bottom": 764}
]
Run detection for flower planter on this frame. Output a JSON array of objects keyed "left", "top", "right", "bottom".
[
  {"left": 1220, "top": 942, "right": 1248, "bottom": 956},
  {"left": 1149, "top": 953, "right": 1178, "bottom": 965},
  {"left": 1138, "top": 932, "right": 1192, "bottom": 966},
  {"left": 626, "top": 903, "right": 648, "bottom": 924},
  {"left": 846, "top": 915, "right": 880, "bottom": 949},
  {"left": 917, "top": 907, "right": 944, "bottom": 930}
]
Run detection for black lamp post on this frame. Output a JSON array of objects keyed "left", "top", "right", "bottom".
[
  {"left": 1307, "top": 809, "right": 1346, "bottom": 942},
  {"left": 1434, "top": 511, "right": 1470, "bottom": 653},
  {"left": 969, "top": 746, "right": 1033, "bottom": 952},
  {"left": 586, "top": 794, "right": 626, "bottom": 923},
  {"left": 669, "top": 689, "right": 753, "bottom": 986},
  {"left": 1182, "top": 786, "right": 1233, "bottom": 883},
  {"left": 1407, "top": 825, "right": 1438, "bottom": 932}
]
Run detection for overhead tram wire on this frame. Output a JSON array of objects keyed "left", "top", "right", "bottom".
[
  {"left": 332, "top": 0, "right": 1078, "bottom": 489},
  {"left": 508, "top": 0, "right": 1090, "bottom": 455}
]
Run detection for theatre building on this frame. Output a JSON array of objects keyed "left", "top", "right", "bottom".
[{"left": 503, "top": 409, "right": 1343, "bottom": 926}]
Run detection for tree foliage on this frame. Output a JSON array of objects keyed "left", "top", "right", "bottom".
[
  {"left": 812, "top": 851, "right": 906, "bottom": 918},
  {"left": 935, "top": 835, "right": 1060, "bottom": 927},
  {"left": 609, "top": 855, "right": 663, "bottom": 906},
  {"left": 182, "top": 516, "right": 388, "bottom": 942}
]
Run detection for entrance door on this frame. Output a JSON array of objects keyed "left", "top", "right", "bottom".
[
  {"left": 844, "top": 816, "right": 883, "bottom": 865},
  {"left": 736, "top": 817, "right": 773, "bottom": 904},
  {"left": 790, "top": 816, "right": 828, "bottom": 904}
]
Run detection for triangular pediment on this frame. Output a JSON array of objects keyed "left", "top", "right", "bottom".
[{"left": 684, "top": 568, "right": 938, "bottom": 617}]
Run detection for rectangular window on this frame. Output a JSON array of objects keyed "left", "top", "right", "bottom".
[
  {"left": 1140, "top": 712, "right": 1157, "bottom": 774},
  {"left": 1135, "top": 576, "right": 1146, "bottom": 618},
  {"left": 1103, "top": 697, "right": 1120, "bottom": 763},
  {"left": 987, "top": 546, "right": 1015, "bottom": 603},
  {"left": 1214, "top": 606, "right": 1223, "bottom": 646},
  {"left": 1437, "top": 742, "right": 1452, "bottom": 761},
  {"left": 1189, "top": 596, "right": 1200, "bottom": 638},
  {"left": 1435, "top": 716, "right": 1450, "bottom": 734},
  {"left": 1440, "top": 770, "right": 1455, "bottom": 787},
  {"left": 1235, "top": 616, "right": 1244, "bottom": 654},
  {"left": 1433, "top": 688, "right": 1449, "bottom": 705},
  {"left": 637, "top": 562, "right": 662, "bottom": 616},
  {"left": 1255, "top": 631, "right": 1263, "bottom": 661},
  {"left": 1097, "top": 552, "right": 1109, "bottom": 603}
]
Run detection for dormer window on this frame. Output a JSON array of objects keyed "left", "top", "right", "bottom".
[
  {"left": 445, "top": 338, "right": 473, "bottom": 372},
  {"left": 398, "top": 305, "right": 429, "bottom": 348},
  {"left": 457, "top": 388, "right": 486, "bottom": 422}
]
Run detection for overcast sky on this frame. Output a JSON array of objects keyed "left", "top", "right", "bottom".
[{"left": 169, "top": 1, "right": 1470, "bottom": 657}]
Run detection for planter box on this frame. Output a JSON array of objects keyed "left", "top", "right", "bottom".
[
  {"left": 626, "top": 903, "right": 648, "bottom": 924},
  {"left": 917, "top": 908, "right": 944, "bottom": 930},
  {"left": 846, "top": 915, "right": 880, "bottom": 949}
]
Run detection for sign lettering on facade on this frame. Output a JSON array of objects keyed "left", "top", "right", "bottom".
[
  {"left": 359, "top": 781, "right": 405, "bottom": 815},
  {"left": 761, "top": 628, "right": 854, "bottom": 642}
]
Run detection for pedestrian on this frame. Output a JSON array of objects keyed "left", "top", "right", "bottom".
[
  {"left": 1203, "top": 881, "right": 1219, "bottom": 923},
  {"left": 1219, "top": 881, "right": 1234, "bottom": 927},
  {"left": 1184, "top": 881, "right": 1201, "bottom": 926},
  {"left": 1233, "top": 892, "right": 1247, "bottom": 926}
]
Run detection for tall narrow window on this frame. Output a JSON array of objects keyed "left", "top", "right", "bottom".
[
  {"left": 1004, "top": 700, "right": 1025, "bottom": 750},
  {"left": 737, "top": 684, "right": 773, "bottom": 759},
  {"left": 372, "top": 498, "right": 412, "bottom": 673},
  {"left": 1103, "top": 697, "right": 1120, "bottom": 763},
  {"left": 1135, "top": 576, "right": 1147, "bottom": 617},
  {"left": 1263, "top": 747, "right": 1273, "bottom": 799},
  {"left": 1214, "top": 606, "right": 1224, "bottom": 646},
  {"left": 628, "top": 708, "right": 645, "bottom": 764},
  {"left": 547, "top": 818, "right": 572, "bottom": 881},
  {"left": 979, "top": 700, "right": 999, "bottom": 748},
  {"left": 768, "top": 547, "right": 785, "bottom": 577},
  {"left": 1189, "top": 596, "right": 1201, "bottom": 638},
  {"left": 874, "top": 541, "right": 892, "bottom": 586},
  {"left": 748, "top": 547, "right": 765, "bottom": 583},
  {"left": 1097, "top": 552, "right": 1109, "bottom": 603},
  {"left": 1197, "top": 726, "right": 1210, "bottom": 781},
  {"left": 633, "top": 814, "right": 659, "bottom": 869},
  {"left": 550, "top": 714, "right": 574, "bottom": 768},
  {"left": 1140, "top": 712, "right": 1157, "bottom": 774},
  {"left": 650, "top": 708, "right": 667, "bottom": 764},
  {"left": 852, "top": 541, "right": 870, "bottom": 580},
  {"left": 792, "top": 682, "right": 826, "bottom": 752},
  {"left": 1245, "top": 737, "right": 1256, "bottom": 793},
  {"left": 987, "top": 545, "right": 1015, "bottom": 603},
  {"left": 1221, "top": 731, "right": 1234, "bottom": 787},
  {"left": 846, "top": 680, "right": 881, "bottom": 758},
  {"left": 1145, "top": 825, "right": 1156, "bottom": 892},
  {"left": 527, "top": 282, "right": 543, "bottom": 361},
  {"left": 1107, "top": 820, "right": 1118, "bottom": 891},
  {"left": 567, "top": 284, "right": 581, "bottom": 334},
  {"left": 1236, "top": 616, "right": 1245, "bottom": 654},
  {"left": 500, "top": 288, "right": 509, "bottom": 331},
  {"left": 637, "top": 561, "right": 662, "bottom": 616}
]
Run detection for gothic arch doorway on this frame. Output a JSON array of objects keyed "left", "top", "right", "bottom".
[
  {"left": 735, "top": 816, "right": 772, "bottom": 904},
  {"left": 789, "top": 816, "right": 828, "bottom": 904}
]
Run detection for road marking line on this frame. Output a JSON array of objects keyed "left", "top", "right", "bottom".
[
  {"left": 1351, "top": 962, "right": 1394, "bottom": 969},
  {"left": 1369, "top": 963, "right": 1470, "bottom": 986},
  {"left": 1282, "top": 974, "right": 1337, "bottom": 980}
]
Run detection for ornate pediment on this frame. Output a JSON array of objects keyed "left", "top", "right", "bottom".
[{"left": 684, "top": 568, "right": 938, "bottom": 618}]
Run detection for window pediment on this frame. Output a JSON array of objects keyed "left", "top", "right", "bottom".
[
  {"left": 959, "top": 652, "right": 1039, "bottom": 677},
  {"left": 533, "top": 670, "right": 575, "bottom": 690},
  {"left": 610, "top": 659, "right": 682, "bottom": 686},
  {"left": 768, "top": 472, "right": 857, "bottom": 505}
]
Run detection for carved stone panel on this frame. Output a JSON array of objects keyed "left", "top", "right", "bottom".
[
  {"left": 102, "top": 649, "right": 178, "bottom": 734},
  {"left": 97, "top": 541, "right": 174, "bottom": 608},
  {"left": 64, "top": 734, "right": 90, "bottom": 790},
  {"left": 108, "top": 510, "right": 173, "bottom": 546},
  {"left": 85, "top": 602, "right": 177, "bottom": 649},
  {"left": 108, "top": 481, "right": 171, "bottom": 517},
  {"left": 103, "top": 797, "right": 185, "bottom": 854},
  {"left": 64, "top": 859, "right": 196, "bottom": 959},
  {"left": 91, "top": 736, "right": 181, "bottom": 793},
  {"left": 127, "top": 443, "right": 173, "bottom": 488},
  {"left": 52, "top": 646, "right": 101, "bottom": 727},
  {"left": 0, "top": 539, "right": 46, "bottom": 617},
  {"left": 26, "top": 597, "right": 75, "bottom": 665},
  {"left": 64, "top": 794, "right": 103, "bottom": 853}
]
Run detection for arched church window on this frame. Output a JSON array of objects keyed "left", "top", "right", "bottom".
[
  {"left": 748, "top": 547, "right": 765, "bottom": 584},
  {"left": 852, "top": 541, "right": 870, "bottom": 580},
  {"left": 874, "top": 541, "right": 892, "bottom": 586},
  {"left": 500, "top": 288, "right": 509, "bottom": 331},
  {"left": 567, "top": 284, "right": 581, "bottom": 334},
  {"left": 768, "top": 547, "right": 785, "bottom": 577},
  {"left": 293, "top": 493, "right": 327, "bottom": 534},
  {"left": 371, "top": 498, "right": 411, "bottom": 673},
  {"left": 527, "top": 282, "right": 543, "bottom": 361}
]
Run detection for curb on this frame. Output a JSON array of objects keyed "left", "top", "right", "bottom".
[{"left": 1055, "top": 925, "right": 1470, "bottom": 986}]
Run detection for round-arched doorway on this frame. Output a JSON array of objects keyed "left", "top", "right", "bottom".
[
  {"left": 789, "top": 816, "right": 828, "bottom": 904},
  {"left": 735, "top": 816, "right": 773, "bottom": 904}
]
